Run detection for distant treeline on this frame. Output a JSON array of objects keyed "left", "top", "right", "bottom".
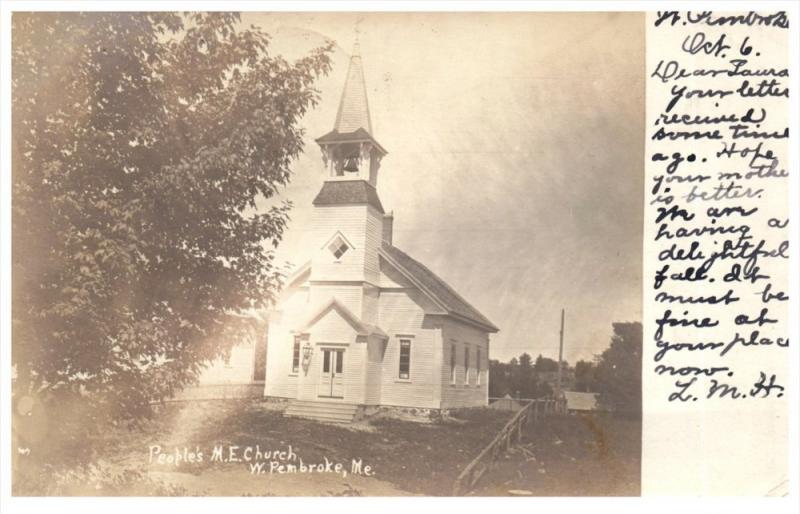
[{"left": 489, "top": 322, "right": 642, "bottom": 415}]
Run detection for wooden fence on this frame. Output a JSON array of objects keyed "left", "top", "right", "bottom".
[{"left": 452, "top": 397, "right": 567, "bottom": 495}]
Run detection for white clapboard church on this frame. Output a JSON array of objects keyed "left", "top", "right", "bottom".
[
  {"left": 189, "top": 45, "right": 498, "bottom": 423},
  {"left": 266, "top": 45, "right": 499, "bottom": 422}
]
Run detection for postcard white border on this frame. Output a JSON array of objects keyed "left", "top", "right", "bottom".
[{"left": 1, "top": 1, "right": 798, "bottom": 514}]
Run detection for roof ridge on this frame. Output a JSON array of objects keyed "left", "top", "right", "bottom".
[
  {"left": 381, "top": 242, "right": 498, "bottom": 332},
  {"left": 298, "top": 297, "right": 387, "bottom": 338}
]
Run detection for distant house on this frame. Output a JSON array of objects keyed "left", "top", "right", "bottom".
[
  {"left": 563, "top": 391, "right": 601, "bottom": 412},
  {"left": 489, "top": 394, "right": 524, "bottom": 411},
  {"left": 191, "top": 45, "right": 498, "bottom": 422},
  {"left": 175, "top": 312, "right": 268, "bottom": 401}
]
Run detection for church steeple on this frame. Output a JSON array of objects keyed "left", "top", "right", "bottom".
[
  {"left": 310, "top": 39, "right": 389, "bottom": 289},
  {"left": 315, "top": 42, "right": 387, "bottom": 187},
  {"left": 333, "top": 41, "right": 372, "bottom": 135}
]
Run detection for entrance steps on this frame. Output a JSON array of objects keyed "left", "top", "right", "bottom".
[{"left": 284, "top": 399, "right": 360, "bottom": 424}]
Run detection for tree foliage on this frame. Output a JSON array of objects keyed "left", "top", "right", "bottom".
[
  {"left": 489, "top": 354, "right": 554, "bottom": 399},
  {"left": 573, "top": 359, "right": 597, "bottom": 393},
  {"left": 593, "top": 322, "right": 642, "bottom": 415},
  {"left": 534, "top": 353, "right": 558, "bottom": 373},
  {"left": 11, "top": 12, "right": 332, "bottom": 432}
]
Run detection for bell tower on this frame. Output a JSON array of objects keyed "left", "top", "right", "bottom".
[
  {"left": 315, "top": 41, "right": 387, "bottom": 186},
  {"left": 309, "top": 41, "right": 389, "bottom": 317}
]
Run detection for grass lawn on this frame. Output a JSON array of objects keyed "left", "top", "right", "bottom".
[
  {"left": 15, "top": 399, "right": 513, "bottom": 496},
  {"left": 471, "top": 412, "right": 641, "bottom": 496},
  {"left": 13, "top": 400, "right": 640, "bottom": 496}
]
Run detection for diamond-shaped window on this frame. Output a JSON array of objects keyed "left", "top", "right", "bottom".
[{"left": 328, "top": 235, "right": 350, "bottom": 260}]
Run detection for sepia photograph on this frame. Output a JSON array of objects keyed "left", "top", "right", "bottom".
[{"left": 10, "top": 11, "right": 645, "bottom": 497}]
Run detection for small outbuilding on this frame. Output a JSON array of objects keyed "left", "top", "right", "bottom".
[{"left": 563, "top": 391, "right": 601, "bottom": 412}]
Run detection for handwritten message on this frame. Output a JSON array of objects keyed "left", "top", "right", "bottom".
[{"left": 643, "top": 11, "right": 790, "bottom": 495}]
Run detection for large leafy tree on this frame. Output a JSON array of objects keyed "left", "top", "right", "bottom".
[
  {"left": 12, "top": 13, "right": 331, "bottom": 430},
  {"left": 594, "top": 322, "right": 643, "bottom": 416}
]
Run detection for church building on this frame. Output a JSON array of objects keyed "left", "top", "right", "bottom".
[{"left": 263, "top": 45, "right": 499, "bottom": 422}]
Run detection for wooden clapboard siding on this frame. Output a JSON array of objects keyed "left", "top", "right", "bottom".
[
  {"left": 264, "top": 317, "right": 298, "bottom": 398},
  {"left": 364, "top": 339, "right": 383, "bottom": 405},
  {"left": 264, "top": 287, "right": 308, "bottom": 399},
  {"left": 310, "top": 305, "right": 359, "bottom": 342},
  {"left": 362, "top": 285, "right": 380, "bottom": 325},
  {"left": 440, "top": 318, "right": 490, "bottom": 409},
  {"left": 363, "top": 207, "right": 383, "bottom": 282},
  {"left": 310, "top": 283, "right": 363, "bottom": 319},
  {"left": 310, "top": 205, "right": 382, "bottom": 284},
  {"left": 347, "top": 342, "right": 368, "bottom": 404},
  {"left": 378, "top": 290, "right": 441, "bottom": 408}
]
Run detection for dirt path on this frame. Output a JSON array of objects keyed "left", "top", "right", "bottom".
[
  {"left": 20, "top": 401, "right": 641, "bottom": 496},
  {"left": 128, "top": 401, "right": 412, "bottom": 496}
]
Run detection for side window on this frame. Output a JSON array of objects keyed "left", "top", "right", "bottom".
[
  {"left": 291, "top": 336, "right": 300, "bottom": 373},
  {"left": 399, "top": 339, "right": 411, "bottom": 379},
  {"left": 450, "top": 343, "right": 456, "bottom": 384},
  {"left": 464, "top": 344, "right": 470, "bottom": 385},
  {"left": 476, "top": 348, "right": 482, "bottom": 386}
]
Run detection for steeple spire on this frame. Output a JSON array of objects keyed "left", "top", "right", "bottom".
[{"left": 333, "top": 41, "right": 373, "bottom": 135}]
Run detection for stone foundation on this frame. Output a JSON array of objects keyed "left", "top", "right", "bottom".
[{"left": 363, "top": 404, "right": 449, "bottom": 423}]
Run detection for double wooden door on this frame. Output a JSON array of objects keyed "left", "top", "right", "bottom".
[{"left": 319, "top": 348, "right": 344, "bottom": 398}]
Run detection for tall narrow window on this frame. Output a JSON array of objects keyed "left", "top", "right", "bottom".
[
  {"left": 323, "top": 349, "right": 331, "bottom": 373},
  {"left": 291, "top": 336, "right": 301, "bottom": 373},
  {"left": 450, "top": 343, "right": 456, "bottom": 384},
  {"left": 464, "top": 345, "right": 470, "bottom": 385},
  {"left": 335, "top": 350, "right": 344, "bottom": 374},
  {"left": 476, "top": 348, "right": 482, "bottom": 386},
  {"left": 399, "top": 339, "right": 411, "bottom": 379}
]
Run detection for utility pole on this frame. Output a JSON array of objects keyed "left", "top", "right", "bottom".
[{"left": 556, "top": 308, "right": 565, "bottom": 396}]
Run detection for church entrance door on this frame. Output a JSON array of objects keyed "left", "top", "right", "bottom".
[{"left": 319, "top": 348, "right": 345, "bottom": 399}]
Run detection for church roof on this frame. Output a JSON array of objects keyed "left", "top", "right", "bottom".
[
  {"left": 334, "top": 42, "right": 372, "bottom": 134},
  {"left": 380, "top": 243, "right": 499, "bottom": 333},
  {"left": 312, "top": 180, "right": 385, "bottom": 213},
  {"left": 315, "top": 127, "right": 387, "bottom": 155},
  {"left": 297, "top": 298, "right": 388, "bottom": 339}
]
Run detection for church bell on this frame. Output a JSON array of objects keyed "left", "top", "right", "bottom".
[{"left": 343, "top": 156, "right": 359, "bottom": 172}]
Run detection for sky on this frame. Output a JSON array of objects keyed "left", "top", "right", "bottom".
[{"left": 244, "top": 12, "right": 644, "bottom": 364}]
